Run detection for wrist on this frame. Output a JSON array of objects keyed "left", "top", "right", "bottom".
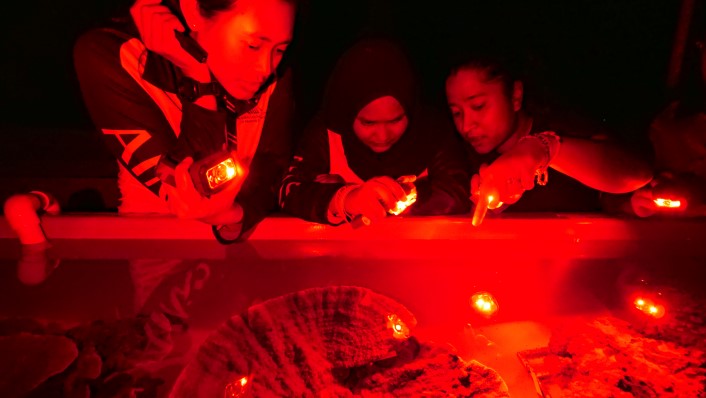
[
  {"left": 517, "top": 131, "right": 561, "bottom": 186},
  {"left": 516, "top": 135, "right": 547, "bottom": 169},
  {"left": 517, "top": 131, "right": 561, "bottom": 168},
  {"left": 329, "top": 184, "right": 359, "bottom": 223},
  {"left": 535, "top": 131, "right": 561, "bottom": 167}
]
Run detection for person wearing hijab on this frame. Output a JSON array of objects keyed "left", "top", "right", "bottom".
[{"left": 279, "top": 37, "right": 470, "bottom": 225}]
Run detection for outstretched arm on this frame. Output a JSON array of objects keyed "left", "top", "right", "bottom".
[{"left": 550, "top": 136, "right": 653, "bottom": 194}]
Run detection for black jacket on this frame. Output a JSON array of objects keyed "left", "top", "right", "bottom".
[
  {"left": 279, "top": 38, "right": 470, "bottom": 223},
  {"left": 74, "top": 23, "right": 294, "bottom": 241}
]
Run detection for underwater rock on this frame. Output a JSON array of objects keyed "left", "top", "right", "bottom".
[
  {"left": 171, "top": 285, "right": 508, "bottom": 397},
  {"left": 0, "top": 333, "right": 78, "bottom": 397}
]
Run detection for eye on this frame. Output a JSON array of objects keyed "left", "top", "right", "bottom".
[
  {"left": 246, "top": 40, "right": 262, "bottom": 51},
  {"left": 390, "top": 115, "right": 406, "bottom": 124},
  {"left": 361, "top": 120, "right": 375, "bottom": 127},
  {"left": 471, "top": 102, "right": 486, "bottom": 111}
]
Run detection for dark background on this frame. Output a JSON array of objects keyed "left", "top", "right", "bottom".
[{"left": 0, "top": 0, "right": 689, "bottom": 209}]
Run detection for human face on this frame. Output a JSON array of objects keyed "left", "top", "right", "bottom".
[
  {"left": 446, "top": 68, "right": 522, "bottom": 154},
  {"left": 197, "top": 0, "right": 295, "bottom": 100},
  {"left": 353, "top": 96, "right": 409, "bottom": 153}
]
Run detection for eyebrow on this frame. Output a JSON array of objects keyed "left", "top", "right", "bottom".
[
  {"left": 463, "top": 93, "right": 486, "bottom": 101},
  {"left": 358, "top": 112, "right": 405, "bottom": 123},
  {"left": 449, "top": 93, "right": 486, "bottom": 108},
  {"left": 249, "top": 34, "right": 291, "bottom": 45}
]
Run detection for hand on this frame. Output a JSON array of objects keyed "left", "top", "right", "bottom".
[
  {"left": 630, "top": 185, "right": 657, "bottom": 218},
  {"left": 130, "top": 0, "right": 209, "bottom": 80},
  {"left": 162, "top": 154, "right": 244, "bottom": 222},
  {"left": 343, "top": 176, "right": 409, "bottom": 224},
  {"left": 470, "top": 149, "right": 539, "bottom": 226},
  {"left": 473, "top": 149, "right": 539, "bottom": 203},
  {"left": 389, "top": 175, "right": 417, "bottom": 215}
]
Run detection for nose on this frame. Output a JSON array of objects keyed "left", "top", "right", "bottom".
[
  {"left": 461, "top": 112, "right": 477, "bottom": 135},
  {"left": 383, "top": 125, "right": 398, "bottom": 141},
  {"left": 369, "top": 125, "right": 388, "bottom": 142},
  {"left": 254, "top": 50, "right": 272, "bottom": 82}
]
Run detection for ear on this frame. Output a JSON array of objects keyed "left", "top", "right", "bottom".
[
  {"left": 511, "top": 80, "right": 524, "bottom": 112},
  {"left": 180, "top": 0, "right": 206, "bottom": 32}
]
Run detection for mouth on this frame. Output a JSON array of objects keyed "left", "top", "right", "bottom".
[
  {"left": 370, "top": 141, "right": 396, "bottom": 150},
  {"left": 468, "top": 136, "right": 487, "bottom": 147},
  {"left": 368, "top": 143, "right": 393, "bottom": 152}
]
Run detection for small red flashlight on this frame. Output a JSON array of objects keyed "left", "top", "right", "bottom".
[
  {"left": 224, "top": 375, "right": 251, "bottom": 397},
  {"left": 470, "top": 292, "right": 499, "bottom": 317},
  {"left": 387, "top": 314, "right": 410, "bottom": 339},
  {"left": 157, "top": 150, "right": 240, "bottom": 197},
  {"left": 653, "top": 198, "right": 683, "bottom": 209}
]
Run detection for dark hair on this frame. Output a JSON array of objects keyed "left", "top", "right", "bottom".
[
  {"left": 447, "top": 50, "right": 519, "bottom": 98},
  {"left": 445, "top": 45, "right": 563, "bottom": 120},
  {"left": 162, "top": 0, "right": 299, "bottom": 25}
]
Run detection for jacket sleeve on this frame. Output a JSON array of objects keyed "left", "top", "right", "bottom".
[
  {"left": 279, "top": 114, "right": 346, "bottom": 224},
  {"left": 73, "top": 27, "right": 227, "bottom": 196}
]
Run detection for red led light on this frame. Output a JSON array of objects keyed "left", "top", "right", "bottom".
[
  {"left": 224, "top": 376, "right": 250, "bottom": 397},
  {"left": 206, "top": 158, "right": 238, "bottom": 189},
  {"left": 389, "top": 189, "right": 418, "bottom": 216},
  {"left": 653, "top": 198, "right": 682, "bottom": 208},
  {"left": 470, "top": 292, "right": 499, "bottom": 317},
  {"left": 633, "top": 296, "right": 666, "bottom": 319},
  {"left": 472, "top": 192, "right": 504, "bottom": 226},
  {"left": 387, "top": 314, "right": 410, "bottom": 339}
]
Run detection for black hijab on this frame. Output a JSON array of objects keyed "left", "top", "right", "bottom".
[{"left": 322, "top": 37, "right": 433, "bottom": 180}]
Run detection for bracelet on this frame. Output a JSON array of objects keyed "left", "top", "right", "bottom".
[
  {"left": 331, "top": 184, "right": 359, "bottom": 222},
  {"left": 517, "top": 131, "right": 561, "bottom": 186}
]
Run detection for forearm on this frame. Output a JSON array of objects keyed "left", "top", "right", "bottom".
[{"left": 550, "top": 137, "right": 653, "bottom": 193}]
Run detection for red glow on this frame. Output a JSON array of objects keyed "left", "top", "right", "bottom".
[
  {"left": 224, "top": 376, "right": 250, "bottom": 397},
  {"left": 487, "top": 195, "right": 504, "bottom": 209},
  {"left": 389, "top": 188, "right": 418, "bottom": 216},
  {"left": 653, "top": 198, "right": 682, "bottom": 208},
  {"left": 471, "top": 195, "right": 490, "bottom": 226},
  {"left": 634, "top": 298, "right": 646, "bottom": 310},
  {"left": 206, "top": 158, "right": 238, "bottom": 189},
  {"left": 633, "top": 296, "right": 666, "bottom": 319},
  {"left": 387, "top": 314, "right": 410, "bottom": 339},
  {"left": 470, "top": 292, "right": 499, "bottom": 317},
  {"left": 472, "top": 193, "right": 504, "bottom": 226},
  {"left": 648, "top": 304, "right": 666, "bottom": 318}
]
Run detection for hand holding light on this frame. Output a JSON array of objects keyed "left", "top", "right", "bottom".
[
  {"left": 338, "top": 176, "right": 414, "bottom": 227},
  {"left": 160, "top": 151, "right": 244, "bottom": 222},
  {"left": 470, "top": 157, "right": 534, "bottom": 226}
]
